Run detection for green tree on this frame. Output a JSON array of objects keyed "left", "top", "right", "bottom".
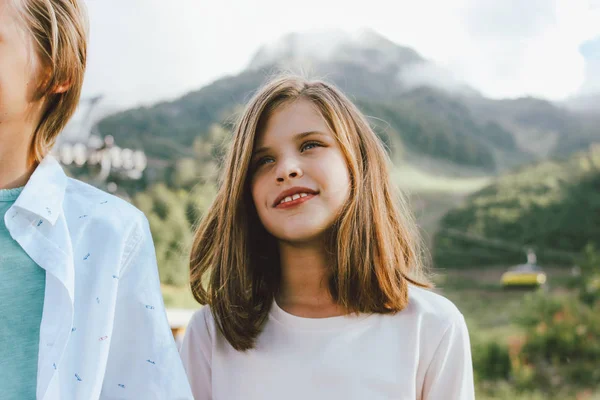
[{"left": 577, "top": 243, "right": 600, "bottom": 306}]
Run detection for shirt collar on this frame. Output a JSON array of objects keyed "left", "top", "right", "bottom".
[{"left": 14, "top": 155, "right": 67, "bottom": 226}]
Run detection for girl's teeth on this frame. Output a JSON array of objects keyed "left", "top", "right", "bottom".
[{"left": 279, "top": 193, "right": 313, "bottom": 205}]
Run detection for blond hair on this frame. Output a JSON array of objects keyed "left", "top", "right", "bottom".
[
  {"left": 12, "top": 0, "right": 88, "bottom": 162},
  {"left": 190, "top": 75, "right": 431, "bottom": 351}
]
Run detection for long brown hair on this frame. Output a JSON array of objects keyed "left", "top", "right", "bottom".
[{"left": 190, "top": 75, "right": 431, "bottom": 351}]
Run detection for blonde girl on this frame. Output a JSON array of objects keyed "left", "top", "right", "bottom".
[{"left": 180, "top": 75, "right": 474, "bottom": 400}]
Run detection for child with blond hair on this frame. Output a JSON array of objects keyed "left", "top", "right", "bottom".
[
  {"left": 181, "top": 75, "right": 475, "bottom": 399},
  {"left": 0, "top": 1, "right": 193, "bottom": 398}
]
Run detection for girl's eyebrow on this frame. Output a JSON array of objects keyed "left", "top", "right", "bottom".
[{"left": 253, "top": 131, "right": 326, "bottom": 156}]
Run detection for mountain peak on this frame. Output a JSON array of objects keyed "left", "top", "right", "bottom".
[
  {"left": 245, "top": 29, "right": 479, "bottom": 97},
  {"left": 246, "top": 28, "right": 425, "bottom": 72}
]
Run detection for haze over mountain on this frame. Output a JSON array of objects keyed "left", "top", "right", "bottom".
[
  {"left": 248, "top": 29, "right": 481, "bottom": 98},
  {"left": 97, "top": 30, "right": 600, "bottom": 173}
]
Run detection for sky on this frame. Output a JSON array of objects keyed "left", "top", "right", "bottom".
[{"left": 81, "top": 0, "right": 600, "bottom": 108}]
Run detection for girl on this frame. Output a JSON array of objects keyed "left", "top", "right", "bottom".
[
  {"left": 180, "top": 75, "right": 474, "bottom": 399},
  {"left": 0, "top": 0, "right": 192, "bottom": 398}
]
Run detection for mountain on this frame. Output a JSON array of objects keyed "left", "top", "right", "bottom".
[
  {"left": 248, "top": 29, "right": 424, "bottom": 73},
  {"left": 96, "top": 69, "right": 266, "bottom": 160},
  {"left": 433, "top": 146, "right": 600, "bottom": 268},
  {"left": 356, "top": 88, "right": 522, "bottom": 170},
  {"left": 463, "top": 96, "right": 600, "bottom": 159},
  {"left": 97, "top": 29, "right": 600, "bottom": 174},
  {"left": 563, "top": 92, "right": 600, "bottom": 113},
  {"left": 248, "top": 29, "right": 481, "bottom": 100}
]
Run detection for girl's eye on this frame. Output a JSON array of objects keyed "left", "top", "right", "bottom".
[
  {"left": 301, "top": 141, "right": 322, "bottom": 152},
  {"left": 255, "top": 156, "right": 274, "bottom": 167}
]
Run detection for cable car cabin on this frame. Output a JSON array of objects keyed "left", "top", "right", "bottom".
[{"left": 501, "top": 263, "right": 547, "bottom": 289}]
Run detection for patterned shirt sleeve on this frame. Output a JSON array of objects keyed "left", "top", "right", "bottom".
[{"left": 99, "top": 217, "right": 194, "bottom": 399}]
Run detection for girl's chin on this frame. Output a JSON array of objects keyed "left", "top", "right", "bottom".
[{"left": 273, "top": 227, "right": 330, "bottom": 246}]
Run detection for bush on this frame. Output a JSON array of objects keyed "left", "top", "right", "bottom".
[
  {"left": 473, "top": 340, "right": 512, "bottom": 381},
  {"left": 577, "top": 243, "right": 600, "bottom": 306},
  {"left": 133, "top": 183, "right": 216, "bottom": 287},
  {"left": 513, "top": 292, "right": 600, "bottom": 390}
]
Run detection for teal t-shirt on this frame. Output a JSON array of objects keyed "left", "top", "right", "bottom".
[{"left": 0, "top": 187, "right": 46, "bottom": 399}]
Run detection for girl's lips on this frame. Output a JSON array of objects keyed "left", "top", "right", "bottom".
[
  {"left": 272, "top": 186, "right": 319, "bottom": 206},
  {"left": 274, "top": 193, "right": 317, "bottom": 209}
]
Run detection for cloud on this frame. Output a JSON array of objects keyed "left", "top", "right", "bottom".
[
  {"left": 82, "top": 0, "right": 208, "bottom": 107},
  {"left": 578, "top": 36, "right": 600, "bottom": 93},
  {"left": 80, "top": 0, "right": 600, "bottom": 107},
  {"left": 441, "top": 0, "right": 599, "bottom": 100},
  {"left": 464, "top": 0, "right": 556, "bottom": 39},
  {"left": 398, "top": 62, "right": 477, "bottom": 95}
]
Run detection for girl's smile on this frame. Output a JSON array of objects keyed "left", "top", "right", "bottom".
[{"left": 273, "top": 186, "right": 319, "bottom": 209}]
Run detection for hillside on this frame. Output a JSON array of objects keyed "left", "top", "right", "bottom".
[{"left": 433, "top": 146, "right": 600, "bottom": 268}]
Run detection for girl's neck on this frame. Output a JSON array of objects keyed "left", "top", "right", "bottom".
[{"left": 276, "top": 241, "right": 348, "bottom": 318}]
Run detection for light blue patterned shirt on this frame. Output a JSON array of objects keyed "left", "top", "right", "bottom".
[{"left": 3, "top": 156, "right": 193, "bottom": 400}]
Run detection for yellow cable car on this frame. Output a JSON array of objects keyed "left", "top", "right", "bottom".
[{"left": 501, "top": 263, "right": 547, "bottom": 288}]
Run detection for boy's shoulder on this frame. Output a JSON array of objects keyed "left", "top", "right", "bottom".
[{"left": 64, "top": 177, "right": 146, "bottom": 231}]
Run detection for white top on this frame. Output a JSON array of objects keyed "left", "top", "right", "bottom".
[
  {"left": 180, "top": 286, "right": 475, "bottom": 400},
  {"left": 4, "top": 156, "right": 193, "bottom": 400}
]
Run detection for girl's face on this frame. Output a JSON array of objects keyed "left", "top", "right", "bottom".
[{"left": 250, "top": 99, "right": 351, "bottom": 244}]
